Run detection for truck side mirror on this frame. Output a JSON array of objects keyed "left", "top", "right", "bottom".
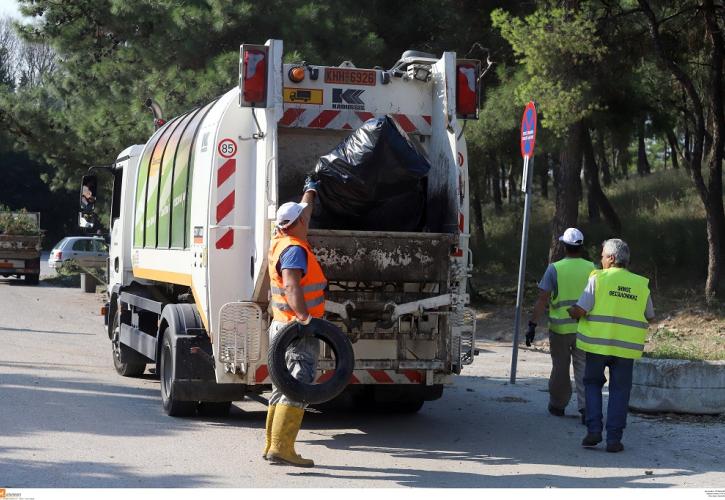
[{"left": 80, "top": 175, "right": 98, "bottom": 212}]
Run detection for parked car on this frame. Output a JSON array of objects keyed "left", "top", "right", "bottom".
[{"left": 48, "top": 236, "right": 108, "bottom": 270}]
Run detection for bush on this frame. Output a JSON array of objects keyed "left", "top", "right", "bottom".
[{"left": 0, "top": 207, "right": 41, "bottom": 236}]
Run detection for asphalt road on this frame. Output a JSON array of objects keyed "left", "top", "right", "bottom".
[{"left": 1, "top": 278, "right": 724, "bottom": 488}]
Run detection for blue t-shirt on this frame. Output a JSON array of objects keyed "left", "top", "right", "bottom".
[{"left": 276, "top": 245, "right": 308, "bottom": 277}]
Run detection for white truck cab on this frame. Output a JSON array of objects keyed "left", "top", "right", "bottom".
[{"left": 96, "top": 40, "right": 481, "bottom": 416}]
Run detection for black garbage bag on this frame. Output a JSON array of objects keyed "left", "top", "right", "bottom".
[{"left": 311, "top": 115, "right": 431, "bottom": 231}]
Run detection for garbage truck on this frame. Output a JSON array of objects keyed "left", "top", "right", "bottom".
[{"left": 86, "top": 39, "right": 481, "bottom": 416}]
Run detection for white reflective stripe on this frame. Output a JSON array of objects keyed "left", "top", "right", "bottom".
[
  {"left": 271, "top": 294, "right": 325, "bottom": 312},
  {"left": 551, "top": 299, "right": 578, "bottom": 309},
  {"left": 303, "top": 282, "right": 327, "bottom": 293},
  {"left": 577, "top": 332, "right": 644, "bottom": 352},
  {"left": 587, "top": 315, "right": 648, "bottom": 330},
  {"left": 549, "top": 317, "right": 577, "bottom": 325},
  {"left": 271, "top": 301, "right": 292, "bottom": 311},
  {"left": 306, "top": 295, "right": 325, "bottom": 308},
  {"left": 271, "top": 282, "right": 326, "bottom": 296}
]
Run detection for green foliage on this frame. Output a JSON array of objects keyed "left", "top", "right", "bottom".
[
  {"left": 492, "top": 5, "right": 607, "bottom": 137},
  {"left": 0, "top": 206, "right": 40, "bottom": 235},
  {"left": 647, "top": 327, "right": 725, "bottom": 361},
  {"left": 474, "top": 169, "right": 706, "bottom": 287}
]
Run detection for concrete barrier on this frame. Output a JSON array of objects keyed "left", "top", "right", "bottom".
[{"left": 629, "top": 357, "right": 725, "bottom": 415}]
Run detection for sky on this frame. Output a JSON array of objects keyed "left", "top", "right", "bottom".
[{"left": 0, "top": 0, "right": 22, "bottom": 20}]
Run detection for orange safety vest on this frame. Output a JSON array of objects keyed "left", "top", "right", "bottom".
[{"left": 268, "top": 233, "right": 327, "bottom": 322}]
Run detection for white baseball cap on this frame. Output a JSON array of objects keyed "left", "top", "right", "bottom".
[
  {"left": 275, "top": 201, "right": 308, "bottom": 229},
  {"left": 559, "top": 227, "right": 584, "bottom": 246}
]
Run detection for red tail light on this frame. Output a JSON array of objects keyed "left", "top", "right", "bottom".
[
  {"left": 240, "top": 45, "right": 268, "bottom": 107},
  {"left": 53, "top": 251, "right": 62, "bottom": 260},
  {"left": 456, "top": 60, "right": 481, "bottom": 119}
]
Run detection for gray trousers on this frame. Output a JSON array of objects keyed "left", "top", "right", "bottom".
[
  {"left": 268, "top": 320, "right": 320, "bottom": 409},
  {"left": 548, "top": 331, "right": 586, "bottom": 411}
]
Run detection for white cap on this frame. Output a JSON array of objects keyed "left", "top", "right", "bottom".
[
  {"left": 559, "top": 227, "right": 584, "bottom": 246},
  {"left": 275, "top": 201, "right": 308, "bottom": 229}
]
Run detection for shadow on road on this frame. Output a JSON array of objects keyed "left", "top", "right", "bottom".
[{"left": 0, "top": 454, "right": 217, "bottom": 487}]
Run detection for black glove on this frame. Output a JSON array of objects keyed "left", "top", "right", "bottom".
[
  {"left": 525, "top": 321, "right": 536, "bottom": 347},
  {"left": 303, "top": 174, "right": 321, "bottom": 194}
]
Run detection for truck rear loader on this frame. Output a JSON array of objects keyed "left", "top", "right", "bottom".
[
  {"left": 87, "top": 40, "right": 481, "bottom": 416},
  {"left": 0, "top": 211, "right": 43, "bottom": 285}
]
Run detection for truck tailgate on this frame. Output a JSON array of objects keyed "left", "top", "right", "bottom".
[{"left": 308, "top": 229, "right": 455, "bottom": 283}]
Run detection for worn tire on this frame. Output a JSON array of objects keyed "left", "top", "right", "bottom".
[
  {"left": 160, "top": 330, "right": 196, "bottom": 417},
  {"left": 268, "top": 319, "right": 354, "bottom": 405},
  {"left": 111, "top": 309, "right": 147, "bottom": 377}
]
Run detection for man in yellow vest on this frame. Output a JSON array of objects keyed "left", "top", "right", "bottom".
[
  {"left": 568, "top": 238, "right": 654, "bottom": 453},
  {"left": 528, "top": 228, "right": 594, "bottom": 423},
  {"left": 263, "top": 178, "right": 326, "bottom": 468}
]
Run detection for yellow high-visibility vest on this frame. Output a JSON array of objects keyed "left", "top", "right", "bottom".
[
  {"left": 576, "top": 267, "right": 650, "bottom": 359},
  {"left": 548, "top": 258, "right": 596, "bottom": 334}
]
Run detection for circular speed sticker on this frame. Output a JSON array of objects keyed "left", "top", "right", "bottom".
[{"left": 218, "top": 138, "right": 237, "bottom": 158}]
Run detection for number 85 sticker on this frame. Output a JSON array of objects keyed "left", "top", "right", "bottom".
[{"left": 218, "top": 138, "right": 237, "bottom": 158}]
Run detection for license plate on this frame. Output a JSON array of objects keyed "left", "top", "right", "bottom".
[{"left": 324, "top": 68, "right": 376, "bottom": 86}]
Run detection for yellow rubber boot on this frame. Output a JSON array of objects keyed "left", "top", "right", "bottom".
[
  {"left": 262, "top": 404, "right": 276, "bottom": 460},
  {"left": 267, "top": 404, "right": 314, "bottom": 468}
]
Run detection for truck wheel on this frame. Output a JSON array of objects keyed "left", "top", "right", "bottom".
[
  {"left": 111, "top": 310, "right": 147, "bottom": 377},
  {"left": 24, "top": 274, "right": 39, "bottom": 286},
  {"left": 160, "top": 329, "right": 196, "bottom": 417},
  {"left": 197, "top": 401, "right": 232, "bottom": 417},
  {"left": 268, "top": 319, "right": 354, "bottom": 405}
]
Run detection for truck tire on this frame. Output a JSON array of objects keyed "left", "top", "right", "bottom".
[
  {"left": 268, "top": 319, "right": 354, "bottom": 405},
  {"left": 160, "top": 329, "right": 196, "bottom": 417},
  {"left": 24, "top": 274, "right": 39, "bottom": 286},
  {"left": 111, "top": 309, "right": 147, "bottom": 377}
]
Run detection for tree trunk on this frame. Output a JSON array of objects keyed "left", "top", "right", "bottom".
[
  {"left": 639, "top": 0, "right": 724, "bottom": 303},
  {"left": 492, "top": 160, "right": 503, "bottom": 213},
  {"left": 583, "top": 126, "right": 622, "bottom": 234},
  {"left": 666, "top": 129, "right": 679, "bottom": 170},
  {"left": 550, "top": 121, "right": 584, "bottom": 262},
  {"left": 539, "top": 154, "right": 549, "bottom": 199},
  {"left": 637, "top": 118, "right": 651, "bottom": 176},
  {"left": 595, "top": 130, "right": 613, "bottom": 186},
  {"left": 507, "top": 160, "right": 517, "bottom": 205},
  {"left": 499, "top": 164, "right": 507, "bottom": 201}
]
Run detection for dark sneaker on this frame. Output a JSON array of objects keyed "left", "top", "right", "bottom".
[
  {"left": 579, "top": 409, "right": 586, "bottom": 425},
  {"left": 606, "top": 441, "right": 624, "bottom": 453},
  {"left": 581, "top": 432, "right": 603, "bottom": 447},
  {"left": 548, "top": 404, "right": 565, "bottom": 417}
]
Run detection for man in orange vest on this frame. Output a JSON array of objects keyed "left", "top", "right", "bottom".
[{"left": 263, "top": 178, "right": 326, "bottom": 468}]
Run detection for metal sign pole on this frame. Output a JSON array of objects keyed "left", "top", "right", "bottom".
[{"left": 510, "top": 155, "right": 535, "bottom": 384}]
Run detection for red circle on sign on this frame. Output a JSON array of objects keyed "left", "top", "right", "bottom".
[
  {"left": 520, "top": 102, "right": 537, "bottom": 159},
  {"left": 218, "top": 138, "right": 237, "bottom": 158}
]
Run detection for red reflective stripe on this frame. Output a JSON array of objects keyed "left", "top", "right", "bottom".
[
  {"left": 393, "top": 114, "right": 416, "bottom": 133},
  {"left": 403, "top": 370, "right": 424, "bottom": 383},
  {"left": 280, "top": 108, "right": 305, "bottom": 126},
  {"left": 217, "top": 159, "right": 235, "bottom": 187},
  {"left": 342, "top": 123, "right": 352, "bottom": 129},
  {"left": 216, "top": 191, "right": 235, "bottom": 222},
  {"left": 317, "top": 371, "right": 335, "bottom": 383},
  {"left": 255, "top": 365, "right": 269, "bottom": 383},
  {"left": 459, "top": 212, "right": 464, "bottom": 231},
  {"left": 452, "top": 248, "right": 463, "bottom": 257},
  {"left": 308, "top": 110, "right": 339, "bottom": 128},
  {"left": 356, "top": 111, "right": 374, "bottom": 122},
  {"left": 423, "top": 115, "right": 432, "bottom": 125},
  {"left": 350, "top": 373, "right": 360, "bottom": 384},
  {"left": 215, "top": 229, "right": 234, "bottom": 249},
  {"left": 368, "top": 370, "right": 394, "bottom": 383}
]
